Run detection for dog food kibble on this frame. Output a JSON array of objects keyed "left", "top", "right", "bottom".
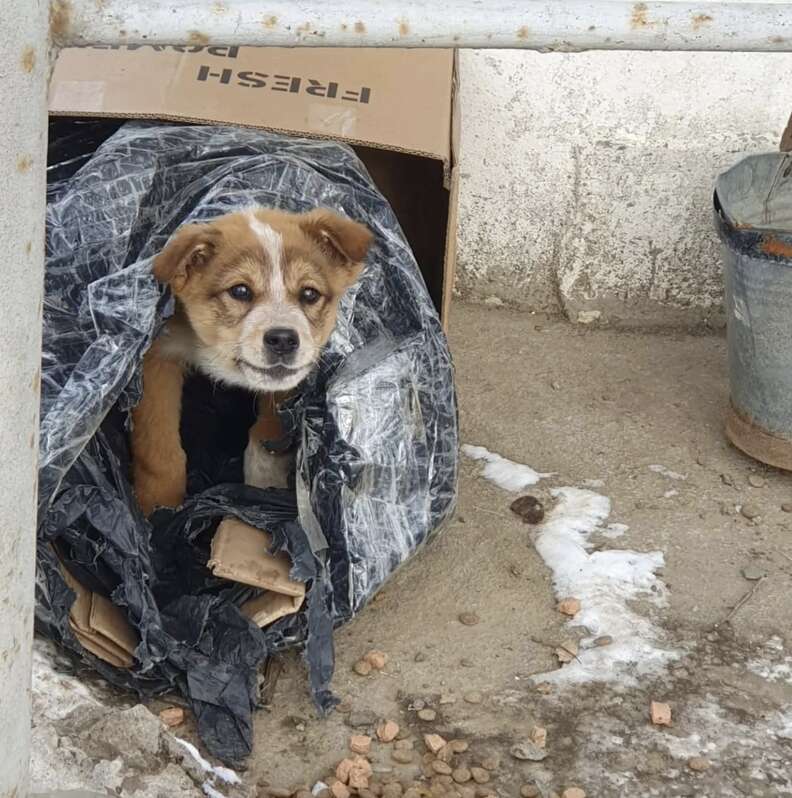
[
  {"left": 510, "top": 742, "right": 548, "bottom": 761},
  {"left": 424, "top": 733, "right": 447, "bottom": 754},
  {"left": 449, "top": 739, "right": 469, "bottom": 753},
  {"left": 458, "top": 612, "right": 480, "bottom": 626},
  {"left": 521, "top": 787, "right": 540, "bottom": 798},
  {"left": 557, "top": 597, "right": 581, "bottom": 617},
  {"left": 593, "top": 635, "right": 613, "bottom": 647},
  {"left": 509, "top": 495, "right": 545, "bottom": 524},
  {"left": 480, "top": 754, "right": 500, "bottom": 771},
  {"left": 336, "top": 759, "right": 355, "bottom": 783},
  {"left": 687, "top": 756, "right": 711, "bottom": 771},
  {"left": 348, "top": 757, "right": 373, "bottom": 791},
  {"left": 354, "top": 660, "right": 372, "bottom": 676},
  {"left": 562, "top": 789, "right": 586, "bottom": 798},
  {"left": 330, "top": 782, "right": 351, "bottom": 798},
  {"left": 463, "top": 691, "right": 483, "bottom": 704},
  {"left": 391, "top": 749, "right": 414, "bottom": 764},
  {"left": 470, "top": 767, "right": 491, "bottom": 785},
  {"left": 417, "top": 708, "right": 437, "bottom": 721},
  {"left": 364, "top": 650, "right": 388, "bottom": 670},
  {"left": 432, "top": 761, "right": 453, "bottom": 775},
  {"left": 377, "top": 719, "right": 400, "bottom": 742},
  {"left": 158, "top": 707, "right": 185, "bottom": 727},
  {"left": 452, "top": 767, "right": 472, "bottom": 783},
  {"left": 350, "top": 735, "right": 372, "bottom": 755},
  {"left": 650, "top": 701, "right": 672, "bottom": 726}
]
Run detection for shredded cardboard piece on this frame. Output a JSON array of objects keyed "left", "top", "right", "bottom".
[
  {"left": 241, "top": 591, "right": 304, "bottom": 627},
  {"left": 208, "top": 517, "right": 305, "bottom": 599}
]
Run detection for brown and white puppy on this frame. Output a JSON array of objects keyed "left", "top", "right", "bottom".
[{"left": 131, "top": 207, "right": 372, "bottom": 516}]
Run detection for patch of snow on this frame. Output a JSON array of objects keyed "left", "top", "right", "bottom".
[
  {"left": 601, "top": 523, "right": 629, "bottom": 539},
  {"left": 175, "top": 738, "right": 241, "bottom": 785},
  {"left": 462, "top": 444, "right": 554, "bottom": 491},
  {"left": 649, "top": 464, "right": 687, "bottom": 480},
  {"left": 531, "top": 487, "right": 677, "bottom": 685}
]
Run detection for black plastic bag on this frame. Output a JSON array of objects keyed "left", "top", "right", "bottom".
[{"left": 37, "top": 120, "right": 458, "bottom": 762}]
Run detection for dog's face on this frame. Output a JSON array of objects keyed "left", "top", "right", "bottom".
[{"left": 153, "top": 207, "right": 372, "bottom": 392}]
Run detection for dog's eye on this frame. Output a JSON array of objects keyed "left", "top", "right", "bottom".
[
  {"left": 300, "top": 287, "right": 321, "bottom": 305},
  {"left": 228, "top": 284, "right": 253, "bottom": 302}
]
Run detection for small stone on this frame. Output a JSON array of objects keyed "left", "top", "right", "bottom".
[
  {"left": 480, "top": 754, "right": 500, "bottom": 770},
  {"left": 377, "top": 720, "right": 400, "bottom": 743},
  {"left": 354, "top": 660, "right": 373, "bottom": 677},
  {"left": 484, "top": 296, "right": 504, "bottom": 307},
  {"left": 365, "top": 650, "right": 388, "bottom": 670},
  {"left": 510, "top": 495, "right": 545, "bottom": 524},
  {"left": 418, "top": 709, "right": 437, "bottom": 722},
  {"left": 556, "top": 640, "right": 579, "bottom": 663},
  {"left": 687, "top": 756, "right": 711, "bottom": 772},
  {"left": 459, "top": 658, "right": 474, "bottom": 668},
  {"left": 557, "top": 597, "right": 581, "bottom": 617},
  {"left": 782, "top": 503, "right": 792, "bottom": 513},
  {"left": 449, "top": 740, "right": 469, "bottom": 753},
  {"left": 424, "top": 734, "right": 447, "bottom": 754},
  {"left": 439, "top": 694, "right": 456, "bottom": 705},
  {"left": 158, "top": 707, "right": 185, "bottom": 727},
  {"left": 414, "top": 652, "right": 427, "bottom": 663},
  {"left": 349, "top": 710, "right": 377, "bottom": 728},
  {"left": 463, "top": 691, "right": 483, "bottom": 705},
  {"left": 411, "top": 699, "right": 426, "bottom": 711},
  {"left": 458, "top": 612, "right": 480, "bottom": 626},
  {"left": 696, "top": 455, "right": 707, "bottom": 467},
  {"left": 391, "top": 750, "right": 414, "bottom": 764},
  {"left": 535, "top": 682, "right": 553, "bottom": 694},
  {"left": 741, "top": 503, "right": 761, "bottom": 520},
  {"left": 510, "top": 742, "right": 547, "bottom": 761},
  {"left": 748, "top": 475, "right": 766, "bottom": 488},
  {"left": 562, "top": 789, "right": 586, "bottom": 798},
  {"left": 650, "top": 701, "right": 672, "bottom": 726},
  {"left": 721, "top": 473, "right": 735, "bottom": 486},
  {"left": 470, "top": 768, "right": 490, "bottom": 784},
  {"left": 350, "top": 735, "right": 372, "bottom": 755},
  {"left": 432, "top": 761, "right": 453, "bottom": 776},
  {"left": 337, "top": 697, "right": 354, "bottom": 714},
  {"left": 741, "top": 564, "right": 767, "bottom": 581},
  {"left": 551, "top": 380, "right": 561, "bottom": 391},
  {"left": 521, "top": 787, "right": 540, "bottom": 798},
  {"left": 530, "top": 726, "right": 547, "bottom": 749},
  {"left": 436, "top": 744, "right": 455, "bottom": 764},
  {"left": 452, "top": 768, "right": 472, "bottom": 784},
  {"left": 593, "top": 635, "right": 613, "bottom": 647},
  {"left": 509, "top": 564, "right": 524, "bottom": 577}
]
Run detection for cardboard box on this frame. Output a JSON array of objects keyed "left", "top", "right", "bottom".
[{"left": 49, "top": 45, "right": 459, "bottom": 322}]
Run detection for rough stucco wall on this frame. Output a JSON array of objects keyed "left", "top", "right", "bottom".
[{"left": 455, "top": 49, "right": 792, "bottom": 326}]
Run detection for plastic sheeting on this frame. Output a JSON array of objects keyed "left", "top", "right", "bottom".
[{"left": 37, "top": 120, "right": 458, "bottom": 762}]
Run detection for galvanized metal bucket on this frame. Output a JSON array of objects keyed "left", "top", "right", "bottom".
[{"left": 715, "top": 152, "right": 792, "bottom": 470}]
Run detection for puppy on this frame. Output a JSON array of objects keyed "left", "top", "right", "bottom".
[{"left": 131, "top": 207, "right": 372, "bottom": 516}]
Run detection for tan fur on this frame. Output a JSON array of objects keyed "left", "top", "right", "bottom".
[{"left": 131, "top": 207, "right": 372, "bottom": 515}]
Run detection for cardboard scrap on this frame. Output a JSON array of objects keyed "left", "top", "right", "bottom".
[
  {"left": 60, "top": 563, "right": 138, "bottom": 668},
  {"left": 241, "top": 590, "right": 304, "bottom": 627},
  {"left": 650, "top": 701, "right": 672, "bottom": 726},
  {"left": 208, "top": 517, "right": 305, "bottom": 598}
]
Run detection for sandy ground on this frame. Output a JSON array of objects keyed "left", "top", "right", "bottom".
[{"left": 32, "top": 302, "right": 792, "bottom": 798}]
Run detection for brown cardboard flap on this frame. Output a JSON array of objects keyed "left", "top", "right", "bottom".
[
  {"left": 241, "top": 591, "right": 304, "bottom": 628},
  {"left": 208, "top": 517, "right": 305, "bottom": 598},
  {"left": 50, "top": 46, "right": 453, "bottom": 165},
  {"left": 89, "top": 593, "right": 139, "bottom": 656},
  {"left": 71, "top": 626, "right": 134, "bottom": 669}
]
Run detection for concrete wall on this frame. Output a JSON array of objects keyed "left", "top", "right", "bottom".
[{"left": 455, "top": 49, "right": 792, "bottom": 327}]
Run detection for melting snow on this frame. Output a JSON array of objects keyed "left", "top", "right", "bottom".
[
  {"left": 462, "top": 444, "right": 554, "bottom": 491},
  {"left": 532, "top": 487, "right": 677, "bottom": 684}
]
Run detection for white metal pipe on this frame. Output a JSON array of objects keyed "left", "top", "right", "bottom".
[
  {"left": 56, "top": 0, "right": 792, "bottom": 52},
  {"left": 0, "top": 1, "right": 48, "bottom": 796}
]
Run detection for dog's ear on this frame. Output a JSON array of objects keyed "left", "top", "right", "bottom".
[
  {"left": 299, "top": 209, "right": 373, "bottom": 267},
  {"left": 152, "top": 223, "right": 218, "bottom": 293}
]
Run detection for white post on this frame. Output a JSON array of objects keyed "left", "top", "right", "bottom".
[
  {"left": 0, "top": 0, "right": 49, "bottom": 795},
  {"left": 60, "top": 0, "right": 792, "bottom": 52}
]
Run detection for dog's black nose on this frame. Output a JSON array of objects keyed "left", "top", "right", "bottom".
[{"left": 264, "top": 327, "right": 299, "bottom": 357}]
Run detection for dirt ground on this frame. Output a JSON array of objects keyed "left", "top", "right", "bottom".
[{"left": 33, "top": 301, "right": 792, "bottom": 797}]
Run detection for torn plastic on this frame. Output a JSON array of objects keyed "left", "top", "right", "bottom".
[{"left": 37, "top": 120, "right": 459, "bottom": 763}]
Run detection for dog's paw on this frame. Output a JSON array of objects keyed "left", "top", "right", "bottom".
[
  {"left": 134, "top": 471, "right": 186, "bottom": 516},
  {"left": 244, "top": 441, "right": 293, "bottom": 489}
]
